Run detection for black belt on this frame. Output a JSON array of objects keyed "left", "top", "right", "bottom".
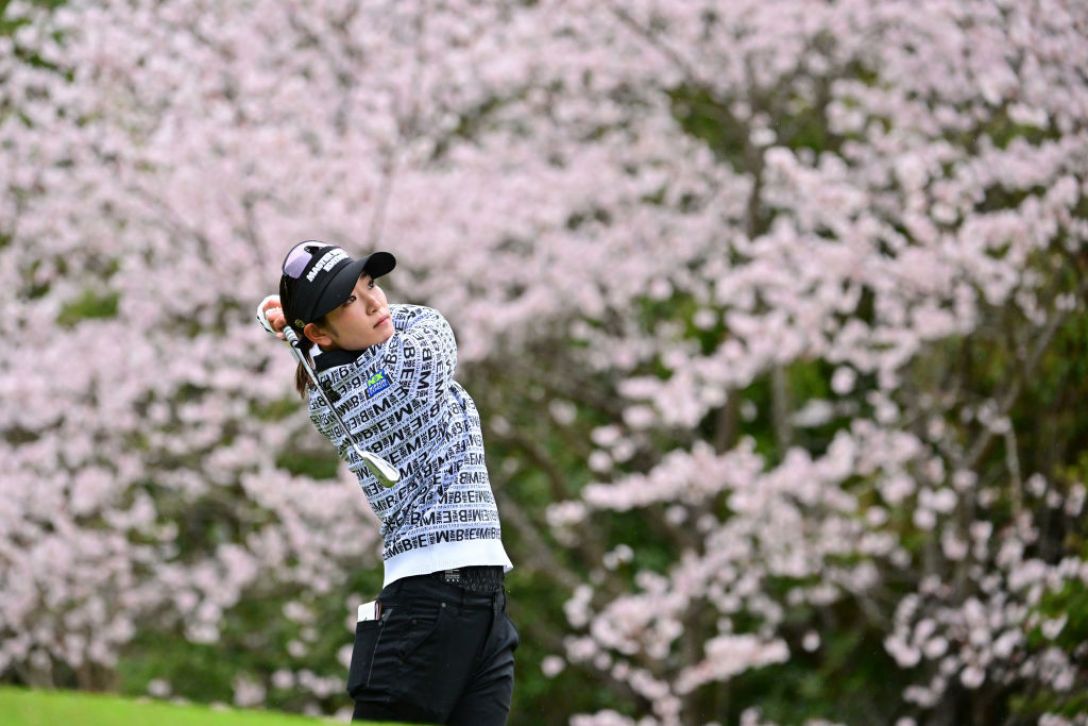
[{"left": 429, "top": 565, "right": 504, "bottom": 593}]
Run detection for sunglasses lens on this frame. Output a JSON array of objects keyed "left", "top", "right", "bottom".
[{"left": 283, "top": 243, "right": 323, "bottom": 279}]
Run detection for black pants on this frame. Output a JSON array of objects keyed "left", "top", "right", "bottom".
[{"left": 348, "top": 573, "right": 520, "bottom": 724}]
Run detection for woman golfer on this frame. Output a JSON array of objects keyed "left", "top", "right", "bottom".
[{"left": 259, "top": 240, "right": 518, "bottom": 725}]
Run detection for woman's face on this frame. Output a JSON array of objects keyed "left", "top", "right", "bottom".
[{"left": 303, "top": 274, "right": 394, "bottom": 351}]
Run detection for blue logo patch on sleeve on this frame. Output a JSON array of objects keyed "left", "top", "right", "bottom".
[{"left": 365, "top": 370, "right": 392, "bottom": 398}]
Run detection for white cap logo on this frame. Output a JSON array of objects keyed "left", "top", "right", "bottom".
[{"left": 305, "top": 248, "right": 348, "bottom": 282}]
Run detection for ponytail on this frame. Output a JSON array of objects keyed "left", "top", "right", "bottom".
[
  {"left": 281, "top": 268, "right": 331, "bottom": 400},
  {"left": 293, "top": 328, "right": 315, "bottom": 399},
  {"left": 291, "top": 316, "right": 337, "bottom": 399},
  {"left": 278, "top": 279, "right": 312, "bottom": 400},
  {"left": 294, "top": 361, "right": 311, "bottom": 399},
  {"left": 281, "top": 275, "right": 321, "bottom": 400}
]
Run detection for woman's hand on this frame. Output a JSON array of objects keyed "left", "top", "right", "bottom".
[{"left": 257, "top": 295, "right": 288, "bottom": 340}]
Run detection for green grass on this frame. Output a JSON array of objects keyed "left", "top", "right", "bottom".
[{"left": 0, "top": 687, "right": 397, "bottom": 726}]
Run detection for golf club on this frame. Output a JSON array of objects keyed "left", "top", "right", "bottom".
[{"left": 256, "top": 297, "right": 401, "bottom": 488}]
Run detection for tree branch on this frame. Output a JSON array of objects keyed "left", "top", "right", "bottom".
[
  {"left": 601, "top": 1, "right": 711, "bottom": 91},
  {"left": 963, "top": 272, "right": 1088, "bottom": 472}
]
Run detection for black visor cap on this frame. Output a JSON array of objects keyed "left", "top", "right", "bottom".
[
  {"left": 281, "top": 244, "right": 397, "bottom": 328},
  {"left": 309, "top": 251, "right": 397, "bottom": 322}
]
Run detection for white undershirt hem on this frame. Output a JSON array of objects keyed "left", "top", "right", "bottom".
[{"left": 382, "top": 539, "right": 514, "bottom": 588}]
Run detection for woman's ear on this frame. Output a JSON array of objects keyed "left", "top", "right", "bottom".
[{"left": 303, "top": 321, "right": 334, "bottom": 347}]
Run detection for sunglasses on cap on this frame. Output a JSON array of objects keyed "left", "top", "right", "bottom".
[{"left": 282, "top": 241, "right": 341, "bottom": 279}]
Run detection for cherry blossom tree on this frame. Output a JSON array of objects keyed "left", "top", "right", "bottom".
[{"left": 1, "top": 0, "right": 1086, "bottom": 723}]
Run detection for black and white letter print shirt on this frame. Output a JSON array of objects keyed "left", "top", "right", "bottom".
[{"left": 307, "top": 304, "right": 512, "bottom": 586}]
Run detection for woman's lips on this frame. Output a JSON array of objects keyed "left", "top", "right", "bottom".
[{"left": 374, "top": 314, "right": 391, "bottom": 328}]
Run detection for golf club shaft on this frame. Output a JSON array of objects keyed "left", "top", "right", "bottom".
[{"left": 259, "top": 303, "right": 401, "bottom": 488}]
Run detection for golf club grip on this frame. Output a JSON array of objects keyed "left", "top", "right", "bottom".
[{"left": 282, "top": 325, "right": 302, "bottom": 347}]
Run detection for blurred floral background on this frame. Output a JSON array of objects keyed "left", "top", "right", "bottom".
[{"left": 2, "top": 0, "right": 1087, "bottom": 723}]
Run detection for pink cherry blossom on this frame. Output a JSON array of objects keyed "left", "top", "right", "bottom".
[{"left": 1, "top": 0, "right": 1086, "bottom": 721}]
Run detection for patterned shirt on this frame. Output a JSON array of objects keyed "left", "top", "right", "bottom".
[{"left": 308, "top": 304, "right": 512, "bottom": 586}]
